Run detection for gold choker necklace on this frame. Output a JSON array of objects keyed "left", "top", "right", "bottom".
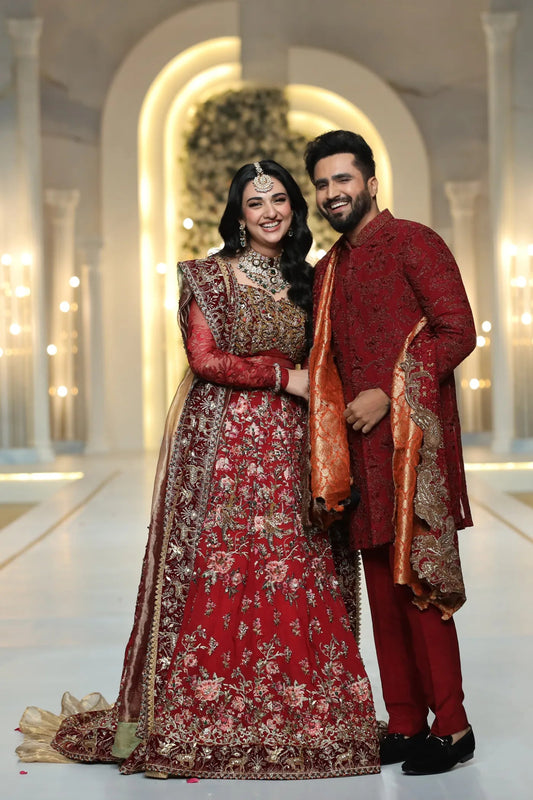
[{"left": 237, "top": 248, "right": 288, "bottom": 294}]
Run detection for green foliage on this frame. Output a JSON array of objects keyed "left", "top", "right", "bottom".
[{"left": 180, "top": 86, "right": 336, "bottom": 259}]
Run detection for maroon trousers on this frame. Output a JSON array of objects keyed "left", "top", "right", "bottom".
[{"left": 362, "top": 544, "right": 469, "bottom": 737}]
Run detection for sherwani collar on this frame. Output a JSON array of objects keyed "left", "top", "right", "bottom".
[{"left": 341, "top": 208, "right": 394, "bottom": 249}]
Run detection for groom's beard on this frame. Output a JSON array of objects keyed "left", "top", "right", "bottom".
[{"left": 319, "top": 187, "right": 372, "bottom": 233}]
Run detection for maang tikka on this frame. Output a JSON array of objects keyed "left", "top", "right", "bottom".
[{"left": 252, "top": 162, "right": 274, "bottom": 193}]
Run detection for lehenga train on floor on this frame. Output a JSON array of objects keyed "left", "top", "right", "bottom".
[{"left": 17, "top": 256, "right": 380, "bottom": 779}]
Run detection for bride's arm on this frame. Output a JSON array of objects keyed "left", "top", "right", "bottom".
[{"left": 186, "top": 299, "right": 290, "bottom": 390}]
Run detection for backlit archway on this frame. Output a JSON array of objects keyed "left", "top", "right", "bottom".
[{"left": 101, "top": 2, "right": 430, "bottom": 450}]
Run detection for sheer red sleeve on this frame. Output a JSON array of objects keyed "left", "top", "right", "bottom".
[{"left": 186, "top": 299, "right": 289, "bottom": 389}]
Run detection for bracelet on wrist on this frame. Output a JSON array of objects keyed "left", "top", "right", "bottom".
[{"left": 273, "top": 363, "right": 282, "bottom": 393}]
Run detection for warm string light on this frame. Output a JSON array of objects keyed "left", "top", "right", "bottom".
[
  {"left": 461, "top": 378, "right": 492, "bottom": 390},
  {"left": 0, "top": 254, "right": 33, "bottom": 359},
  {"left": 465, "top": 317, "right": 493, "bottom": 393},
  {"left": 507, "top": 243, "right": 533, "bottom": 334},
  {"left": 48, "top": 274, "right": 81, "bottom": 410}
]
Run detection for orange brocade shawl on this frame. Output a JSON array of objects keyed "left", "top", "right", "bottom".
[{"left": 310, "top": 246, "right": 466, "bottom": 619}]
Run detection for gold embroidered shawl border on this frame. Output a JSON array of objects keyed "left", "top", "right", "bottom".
[{"left": 391, "top": 318, "right": 466, "bottom": 619}]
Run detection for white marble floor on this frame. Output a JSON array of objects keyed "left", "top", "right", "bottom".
[{"left": 1, "top": 451, "right": 532, "bottom": 800}]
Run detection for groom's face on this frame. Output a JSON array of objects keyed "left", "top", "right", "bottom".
[{"left": 313, "top": 153, "right": 374, "bottom": 234}]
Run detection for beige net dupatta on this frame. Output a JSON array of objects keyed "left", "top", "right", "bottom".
[
  {"left": 16, "top": 692, "right": 111, "bottom": 763},
  {"left": 16, "top": 370, "right": 195, "bottom": 764},
  {"left": 148, "top": 367, "right": 194, "bottom": 513}
]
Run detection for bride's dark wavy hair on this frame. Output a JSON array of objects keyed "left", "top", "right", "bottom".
[{"left": 218, "top": 160, "right": 314, "bottom": 344}]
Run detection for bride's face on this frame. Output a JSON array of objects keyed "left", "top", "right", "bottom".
[{"left": 240, "top": 177, "right": 293, "bottom": 256}]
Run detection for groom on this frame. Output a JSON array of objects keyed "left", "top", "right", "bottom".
[{"left": 306, "top": 129, "right": 476, "bottom": 775}]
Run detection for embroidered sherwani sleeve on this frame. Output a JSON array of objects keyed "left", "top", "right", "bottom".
[
  {"left": 402, "top": 227, "right": 476, "bottom": 382},
  {"left": 186, "top": 299, "right": 289, "bottom": 389}
]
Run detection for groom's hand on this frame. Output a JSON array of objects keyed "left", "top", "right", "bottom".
[{"left": 344, "top": 388, "right": 390, "bottom": 434}]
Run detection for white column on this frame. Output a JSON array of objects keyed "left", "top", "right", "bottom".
[
  {"left": 80, "top": 239, "right": 109, "bottom": 454},
  {"left": 482, "top": 11, "right": 518, "bottom": 453},
  {"left": 445, "top": 181, "right": 482, "bottom": 431},
  {"left": 7, "top": 18, "right": 54, "bottom": 461},
  {"left": 45, "top": 189, "right": 80, "bottom": 441}
]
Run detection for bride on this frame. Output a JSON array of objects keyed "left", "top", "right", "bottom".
[{"left": 18, "top": 160, "right": 379, "bottom": 780}]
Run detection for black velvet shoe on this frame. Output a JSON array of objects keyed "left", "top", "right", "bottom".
[
  {"left": 379, "top": 727, "right": 429, "bottom": 765},
  {"left": 402, "top": 727, "right": 475, "bottom": 775}
]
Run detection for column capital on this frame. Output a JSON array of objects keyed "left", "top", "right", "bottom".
[
  {"left": 482, "top": 11, "right": 518, "bottom": 50},
  {"left": 444, "top": 181, "right": 481, "bottom": 218},
  {"left": 7, "top": 18, "right": 43, "bottom": 59},
  {"left": 45, "top": 188, "right": 80, "bottom": 208},
  {"left": 45, "top": 189, "right": 80, "bottom": 223}
]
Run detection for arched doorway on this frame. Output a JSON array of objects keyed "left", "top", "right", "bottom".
[{"left": 101, "top": 1, "right": 430, "bottom": 450}]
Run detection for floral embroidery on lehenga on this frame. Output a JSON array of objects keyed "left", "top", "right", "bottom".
[{"left": 50, "top": 257, "right": 380, "bottom": 779}]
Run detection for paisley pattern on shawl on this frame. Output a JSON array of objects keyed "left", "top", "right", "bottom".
[
  {"left": 309, "top": 242, "right": 351, "bottom": 515},
  {"left": 44, "top": 256, "right": 380, "bottom": 779},
  {"left": 391, "top": 318, "right": 466, "bottom": 619},
  {"left": 313, "top": 210, "right": 475, "bottom": 550}
]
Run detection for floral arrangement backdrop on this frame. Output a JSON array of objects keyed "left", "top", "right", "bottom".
[{"left": 180, "top": 86, "right": 336, "bottom": 259}]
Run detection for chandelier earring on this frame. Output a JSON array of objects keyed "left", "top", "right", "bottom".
[{"left": 239, "top": 221, "right": 247, "bottom": 249}]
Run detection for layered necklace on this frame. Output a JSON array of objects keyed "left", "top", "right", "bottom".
[{"left": 237, "top": 248, "right": 288, "bottom": 294}]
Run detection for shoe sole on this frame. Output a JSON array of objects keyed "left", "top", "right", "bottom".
[{"left": 402, "top": 752, "right": 474, "bottom": 775}]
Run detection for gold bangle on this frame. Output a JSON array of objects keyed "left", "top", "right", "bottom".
[{"left": 273, "top": 363, "right": 282, "bottom": 393}]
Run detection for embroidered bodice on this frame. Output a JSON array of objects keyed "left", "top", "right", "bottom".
[
  {"left": 232, "top": 285, "right": 306, "bottom": 363},
  {"left": 185, "top": 284, "right": 306, "bottom": 391}
]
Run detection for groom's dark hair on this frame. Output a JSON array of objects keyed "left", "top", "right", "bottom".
[{"left": 304, "top": 130, "right": 376, "bottom": 183}]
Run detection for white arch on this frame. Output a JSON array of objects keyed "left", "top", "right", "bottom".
[
  {"left": 101, "top": 2, "right": 240, "bottom": 452},
  {"left": 288, "top": 48, "right": 430, "bottom": 224},
  {"left": 100, "top": 2, "right": 430, "bottom": 451}
]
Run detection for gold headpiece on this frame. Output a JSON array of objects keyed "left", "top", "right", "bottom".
[{"left": 253, "top": 162, "right": 274, "bottom": 193}]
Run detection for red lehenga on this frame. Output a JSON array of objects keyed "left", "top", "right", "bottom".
[{"left": 21, "top": 256, "right": 379, "bottom": 779}]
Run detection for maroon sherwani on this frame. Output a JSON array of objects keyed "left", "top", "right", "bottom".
[{"left": 314, "top": 209, "right": 476, "bottom": 737}]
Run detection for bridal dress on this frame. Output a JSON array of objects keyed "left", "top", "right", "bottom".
[{"left": 17, "top": 256, "right": 380, "bottom": 779}]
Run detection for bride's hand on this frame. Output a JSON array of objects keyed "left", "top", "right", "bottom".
[{"left": 285, "top": 369, "right": 309, "bottom": 401}]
